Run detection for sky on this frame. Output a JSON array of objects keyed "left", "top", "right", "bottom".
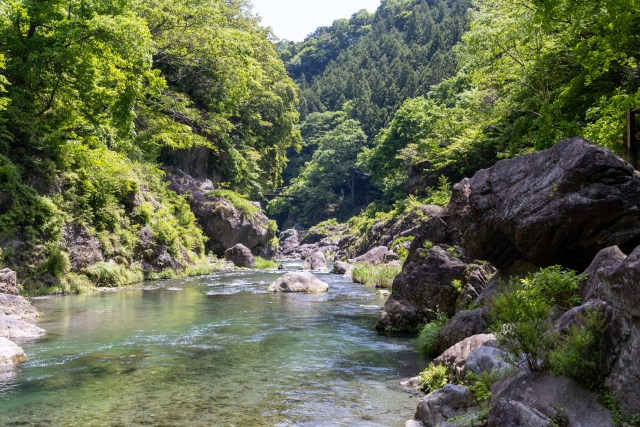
[{"left": 250, "top": 0, "right": 382, "bottom": 42}]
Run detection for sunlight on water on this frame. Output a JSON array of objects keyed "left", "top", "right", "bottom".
[{"left": 0, "top": 264, "right": 427, "bottom": 426}]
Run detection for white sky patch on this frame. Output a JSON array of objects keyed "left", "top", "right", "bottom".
[{"left": 251, "top": 0, "right": 382, "bottom": 42}]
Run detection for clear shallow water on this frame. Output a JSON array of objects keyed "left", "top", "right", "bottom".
[{"left": 0, "top": 264, "right": 427, "bottom": 426}]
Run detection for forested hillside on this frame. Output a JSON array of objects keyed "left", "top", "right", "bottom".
[
  {"left": 270, "top": 0, "right": 471, "bottom": 226},
  {"left": 270, "top": 0, "right": 640, "bottom": 228},
  {"left": 0, "top": 0, "right": 299, "bottom": 293}
]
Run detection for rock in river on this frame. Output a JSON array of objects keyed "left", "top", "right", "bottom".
[
  {"left": 0, "top": 315, "right": 46, "bottom": 339},
  {"left": 0, "top": 294, "right": 39, "bottom": 320},
  {"left": 268, "top": 272, "right": 329, "bottom": 293},
  {"left": 301, "top": 251, "right": 327, "bottom": 271},
  {"left": 0, "top": 337, "right": 27, "bottom": 365},
  {"left": 224, "top": 244, "right": 256, "bottom": 268}
]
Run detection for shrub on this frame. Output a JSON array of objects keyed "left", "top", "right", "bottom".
[
  {"left": 417, "top": 311, "right": 448, "bottom": 356},
  {"left": 548, "top": 306, "right": 607, "bottom": 389},
  {"left": 390, "top": 236, "right": 414, "bottom": 261},
  {"left": 521, "top": 265, "right": 586, "bottom": 310},
  {"left": 210, "top": 189, "right": 260, "bottom": 221},
  {"left": 417, "top": 363, "right": 449, "bottom": 393},
  {"left": 84, "top": 262, "right": 144, "bottom": 287},
  {"left": 146, "top": 268, "right": 178, "bottom": 280},
  {"left": 255, "top": 257, "right": 279, "bottom": 270},
  {"left": 464, "top": 369, "right": 504, "bottom": 405},
  {"left": 44, "top": 249, "right": 71, "bottom": 278},
  {"left": 351, "top": 262, "right": 401, "bottom": 288},
  {"left": 424, "top": 175, "right": 452, "bottom": 207}
]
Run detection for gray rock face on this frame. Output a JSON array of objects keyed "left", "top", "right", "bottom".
[
  {"left": 461, "top": 137, "right": 640, "bottom": 271},
  {"left": 165, "top": 168, "right": 274, "bottom": 256},
  {"left": 598, "top": 245, "right": 640, "bottom": 317},
  {"left": 349, "top": 246, "right": 397, "bottom": 265},
  {"left": 605, "top": 320, "right": 640, "bottom": 417},
  {"left": 434, "top": 307, "right": 492, "bottom": 355},
  {"left": 0, "top": 268, "right": 18, "bottom": 295},
  {"left": 301, "top": 251, "right": 327, "bottom": 271},
  {"left": 581, "top": 246, "right": 626, "bottom": 302},
  {"left": 0, "top": 315, "right": 46, "bottom": 339},
  {"left": 0, "top": 294, "right": 39, "bottom": 320},
  {"left": 375, "top": 246, "right": 471, "bottom": 332},
  {"left": 331, "top": 261, "right": 351, "bottom": 275},
  {"left": 488, "top": 372, "right": 613, "bottom": 427},
  {"left": 268, "top": 272, "right": 329, "bottom": 293},
  {"left": 434, "top": 333, "right": 498, "bottom": 382},
  {"left": 415, "top": 384, "right": 478, "bottom": 427},
  {"left": 224, "top": 244, "right": 256, "bottom": 268},
  {"left": 464, "top": 346, "right": 510, "bottom": 377},
  {"left": 60, "top": 223, "right": 104, "bottom": 271},
  {"left": 279, "top": 229, "right": 299, "bottom": 252},
  {"left": 0, "top": 337, "right": 27, "bottom": 365}
]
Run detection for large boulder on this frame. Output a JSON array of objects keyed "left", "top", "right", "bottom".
[
  {"left": 433, "top": 307, "right": 492, "bottom": 355},
  {"left": 375, "top": 246, "right": 473, "bottom": 332},
  {"left": 415, "top": 384, "right": 479, "bottom": 427},
  {"left": 580, "top": 246, "right": 626, "bottom": 302},
  {"left": 0, "top": 294, "right": 39, "bottom": 320},
  {"left": 488, "top": 372, "right": 613, "bottom": 427},
  {"left": 0, "top": 315, "right": 46, "bottom": 339},
  {"left": 224, "top": 244, "right": 256, "bottom": 268},
  {"left": 605, "top": 320, "right": 640, "bottom": 417},
  {"left": 331, "top": 260, "right": 351, "bottom": 275},
  {"left": 268, "top": 272, "right": 329, "bottom": 293},
  {"left": 434, "top": 333, "right": 498, "bottom": 382},
  {"left": 0, "top": 337, "right": 27, "bottom": 365},
  {"left": 60, "top": 223, "right": 104, "bottom": 271},
  {"left": 461, "top": 137, "right": 640, "bottom": 271},
  {"left": 165, "top": 168, "right": 274, "bottom": 256},
  {"left": 0, "top": 268, "right": 18, "bottom": 295},
  {"left": 279, "top": 229, "right": 299, "bottom": 252},
  {"left": 598, "top": 244, "right": 640, "bottom": 317},
  {"left": 349, "top": 246, "right": 397, "bottom": 265},
  {"left": 464, "top": 346, "right": 511, "bottom": 377},
  {"left": 301, "top": 251, "right": 327, "bottom": 271}
]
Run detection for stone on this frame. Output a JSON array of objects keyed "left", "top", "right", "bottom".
[
  {"left": 0, "top": 268, "right": 18, "bottom": 295},
  {"left": 165, "top": 168, "right": 274, "bottom": 256},
  {"left": 598, "top": 244, "right": 640, "bottom": 317},
  {"left": 0, "top": 294, "right": 39, "bottom": 320},
  {"left": 376, "top": 289, "right": 391, "bottom": 297},
  {"left": 464, "top": 346, "right": 511, "bottom": 377},
  {"left": 0, "top": 337, "right": 27, "bottom": 365},
  {"left": 279, "top": 229, "right": 300, "bottom": 252},
  {"left": 375, "top": 246, "right": 471, "bottom": 332},
  {"left": 488, "top": 372, "right": 613, "bottom": 427},
  {"left": 455, "top": 265, "right": 491, "bottom": 312},
  {"left": 404, "top": 420, "right": 424, "bottom": 427},
  {"left": 581, "top": 246, "right": 626, "bottom": 302},
  {"left": 350, "top": 246, "right": 396, "bottom": 266},
  {"left": 224, "top": 244, "right": 256, "bottom": 268},
  {"left": 433, "top": 307, "right": 492, "bottom": 355},
  {"left": 268, "top": 272, "right": 329, "bottom": 293},
  {"left": 301, "top": 251, "right": 327, "bottom": 271},
  {"left": 331, "top": 260, "right": 351, "bottom": 275},
  {"left": 605, "top": 319, "right": 640, "bottom": 417},
  {"left": 461, "top": 137, "right": 640, "bottom": 271},
  {"left": 60, "top": 223, "right": 104, "bottom": 271},
  {"left": 0, "top": 315, "right": 46, "bottom": 339},
  {"left": 415, "top": 384, "right": 478, "bottom": 427},
  {"left": 434, "top": 334, "right": 498, "bottom": 382}
]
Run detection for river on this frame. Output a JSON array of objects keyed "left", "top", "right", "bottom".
[{"left": 0, "top": 262, "right": 427, "bottom": 426}]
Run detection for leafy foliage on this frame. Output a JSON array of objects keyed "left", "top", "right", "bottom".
[
  {"left": 417, "top": 363, "right": 449, "bottom": 394},
  {"left": 351, "top": 263, "right": 401, "bottom": 288},
  {"left": 417, "top": 310, "right": 448, "bottom": 356}
]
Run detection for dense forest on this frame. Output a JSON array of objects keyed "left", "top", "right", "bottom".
[{"left": 269, "top": 0, "right": 640, "bottom": 228}]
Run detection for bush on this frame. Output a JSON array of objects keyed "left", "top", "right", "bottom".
[
  {"left": 351, "top": 262, "right": 401, "bottom": 288},
  {"left": 255, "top": 257, "right": 279, "bottom": 270},
  {"left": 464, "top": 369, "right": 504, "bottom": 405},
  {"left": 390, "top": 236, "right": 414, "bottom": 261},
  {"left": 548, "top": 306, "right": 607, "bottom": 389},
  {"left": 417, "top": 311, "right": 448, "bottom": 356},
  {"left": 417, "top": 363, "right": 449, "bottom": 393},
  {"left": 489, "top": 266, "right": 585, "bottom": 372},
  {"left": 84, "top": 262, "right": 144, "bottom": 287},
  {"left": 211, "top": 189, "right": 260, "bottom": 221}
]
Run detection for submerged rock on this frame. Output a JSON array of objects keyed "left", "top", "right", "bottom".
[
  {"left": 301, "top": 251, "right": 327, "bottom": 271},
  {"left": 224, "top": 244, "right": 256, "bottom": 268},
  {"left": 268, "top": 272, "right": 329, "bottom": 293},
  {"left": 0, "top": 337, "right": 27, "bottom": 365},
  {"left": 462, "top": 137, "right": 640, "bottom": 271},
  {"left": 0, "top": 315, "right": 46, "bottom": 339},
  {"left": 331, "top": 260, "right": 351, "bottom": 275}
]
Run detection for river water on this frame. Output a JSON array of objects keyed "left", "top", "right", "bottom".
[{"left": 0, "top": 263, "right": 427, "bottom": 426}]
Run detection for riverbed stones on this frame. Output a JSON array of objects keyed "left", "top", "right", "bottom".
[
  {"left": 0, "top": 337, "right": 27, "bottom": 365},
  {"left": 415, "top": 384, "right": 479, "bottom": 427},
  {"left": 268, "top": 272, "right": 329, "bottom": 293},
  {"left": 0, "top": 268, "right": 18, "bottom": 295},
  {"left": 224, "top": 244, "right": 256, "bottom": 268},
  {"left": 301, "top": 251, "right": 327, "bottom": 271},
  {"left": 461, "top": 137, "right": 640, "bottom": 271},
  {"left": 0, "top": 294, "right": 39, "bottom": 320},
  {"left": 331, "top": 260, "right": 351, "bottom": 275},
  {"left": 0, "top": 315, "right": 46, "bottom": 339}
]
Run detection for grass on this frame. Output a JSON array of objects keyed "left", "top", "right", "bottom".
[
  {"left": 417, "top": 311, "right": 448, "bottom": 356},
  {"left": 351, "top": 262, "right": 401, "bottom": 288},
  {"left": 83, "top": 261, "right": 144, "bottom": 287},
  {"left": 255, "top": 257, "right": 279, "bottom": 270}
]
